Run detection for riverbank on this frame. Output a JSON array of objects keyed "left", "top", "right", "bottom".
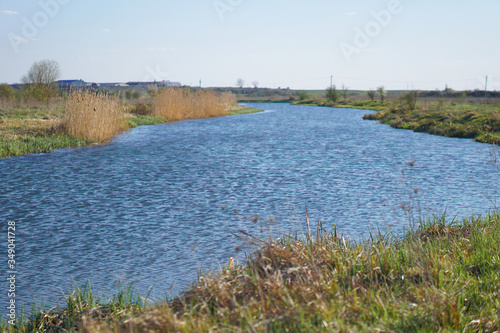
[
  {"left": 4, "top": 212, "right": 499, "bottom": 332},
  {"left": 0, "top": 101, "right": 261, "bottom": 159},
  {"left": 293, "top": 98, "right": 500, "bottom": 145}
]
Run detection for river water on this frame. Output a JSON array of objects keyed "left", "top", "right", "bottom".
[{"left": 0, "top": 103, "right": 498, "bottom": 313}]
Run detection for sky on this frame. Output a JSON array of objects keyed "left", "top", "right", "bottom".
[{"left": 0, "top": 0, "right": 499, "bottom": 90}]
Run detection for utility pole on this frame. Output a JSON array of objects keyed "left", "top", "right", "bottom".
[
  {"left": 330, "top": 75, "right": 333, "bottom": 89},
  {"left": 485, "top": 75, "right": 488, "bottom": 98}
]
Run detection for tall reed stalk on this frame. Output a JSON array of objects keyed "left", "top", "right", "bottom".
[
  {"left": 62, "top": 90, "right": 124, "bottom": 142},
  {"left": 152, "top": 88, "right": 234, "bottom": 121}
]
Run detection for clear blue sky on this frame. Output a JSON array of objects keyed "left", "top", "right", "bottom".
[{"left": 1, "top": 0, "right": 499, "bottom": 90}]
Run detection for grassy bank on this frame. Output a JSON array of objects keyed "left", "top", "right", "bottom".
[
  {"left": 294, "top": 97, "right": 500, "bottom": 145},
  {"left": 0, "top": 91, "right": 259, "bottom": 159},
  {"left": 4, "top": 213, "right": 500, "bottom": 332},
  {"left": 363, "top": 101, "right": 500, "bottom": 145},
  {"left": 226, "top": 105, "right": 263, "bottom": 116},
  {"left": 0, "top": 102, "right": 87, "bottom": 158}
]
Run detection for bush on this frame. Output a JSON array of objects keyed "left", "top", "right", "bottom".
[
  {"left": 130, "top": 103, "right": 152, "bottom": 115},
  {"left": 401, "top": 90, "right": 419, "bottom": 111},
  {"left": 367, "top": 90, "right": 376, "bottom": 101},
  {"left": 0, "top": 84, "right": 15, "bottom": 100},
  {"left": 377, "top": 86, "right": 386, "bottom": 102},
  {"left": 325, "top": 86, "right": 339, "bottom": 103}
]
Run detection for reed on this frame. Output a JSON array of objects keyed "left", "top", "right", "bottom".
[
  {"left": 62, "top": 90, "right": 125, "bottom": 143},
  {"left": 152, "top": 88, "right": 234, "bottom": 121}
]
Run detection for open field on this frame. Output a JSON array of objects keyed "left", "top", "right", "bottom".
[
  {"left": 4, "top": 212, "right": 500, "bottom": 332},
  {"left": 0, "top": 90, "right": 259, "bottom": 159}
]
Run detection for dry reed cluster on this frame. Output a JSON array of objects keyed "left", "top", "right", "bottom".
[
  {"left": 152, "top": 88, "right": 235, "bottom": 121},
  {"left": 62, "top": 90, "right": 125, "bottom": 142}
]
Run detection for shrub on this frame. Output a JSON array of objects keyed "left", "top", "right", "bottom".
[
  {"left": 401, "top": 90, "right": 419, "bottom": 111},
  {"left": 0, "top": 84, "right": 15, "bottom": 100},
  {"left": 367, "top": 90, "right": 376, "bottom": 101},
  {"left": 377, "top": 86, "right": 386, "bottom": 102},
  {"left": 325, "top": 86, "right": 339, "bottom": 103},
  {"left": 130, "top": 103, "right": 152, "bottom": 115}
]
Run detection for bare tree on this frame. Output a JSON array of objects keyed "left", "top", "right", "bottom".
[
  {"left": 342, "top": 84, "right": 349, "bottom": 101},
  {"left": 377, "top": 85, "right": 386, "bottom": 102},
  {"left": 367, "top": 89, "right": 376, "bottom": 101},
  {"left": 21, "top": 59, "right": 61, "bottom": 101},
  {"left": 236, "top": 78, "right": 245, "bottom": 89},
  {"left": 252, "top": 81, "right": 259, "bottom": 89}
]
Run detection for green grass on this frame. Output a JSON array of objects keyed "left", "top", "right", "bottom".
[
  {"left": 0, "top": 104, "right": 90, "bottom": 158},
  {"left": 4, "top": 213, "right": 500, "bottom": 332},
  {"left": 127, "top": 115, "right": 165, "bottom": 127},
  {"left": 1, "top": 282, "right": 148, "bottom": 333},
  {"left": 363, "top": 101, "right": 500, "bottom": 144},
  {"left": 225, "top": 107, "right": 263, "bottom": 116},
  {"left": 292, "top": 98, "right": 388, "bottom": 111},
  {"left": 0, "top": 135, "right": 87, "bottom": 158}
]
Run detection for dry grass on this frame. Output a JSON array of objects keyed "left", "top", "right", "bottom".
[
  {"left": 62, "top": 90, "right": 125, "bottom": 143},
  {"left": 219, "top": 91, "right": 238, "bottom": 106},
  {"left": 152, "top": 88, "right": 234, "bottom": 121},
  {"left": 0, "top": 96, "right": 65, "bottom": 110},
  {"left": 0, "top": 91, "right": 248, "bottom": 158}
]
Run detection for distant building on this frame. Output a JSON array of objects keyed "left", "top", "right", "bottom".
[
  {"left": 99, "top": 82, "right": 128, "bottom": 87},
  {"left": 126, "top": 80, "right": 181, "bottom": 87},
  {"left": 57, "top": 79, "right": 88, "bottom": 91},
  {"left": 55, "top": 79, "right": 182, "bottom": 90}
]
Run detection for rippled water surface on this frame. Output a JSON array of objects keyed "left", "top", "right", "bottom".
[{"left": 1, "top": 103, "right": 499, "bottom": 312}]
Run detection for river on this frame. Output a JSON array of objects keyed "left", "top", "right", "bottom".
[{"left": 0, "top": 103, "right": 498, "bottom": 314}]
